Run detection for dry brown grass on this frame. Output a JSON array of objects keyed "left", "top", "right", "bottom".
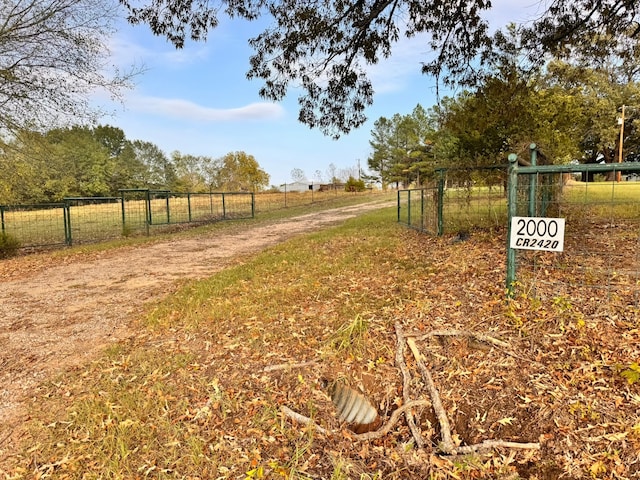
[{"left": 2, "top": 207, "right": 639, "bottom": 479}]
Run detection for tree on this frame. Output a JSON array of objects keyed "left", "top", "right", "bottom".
[
  {"left": 131, "top": 140, "right": 176, "bottom": 189},
  {"left": 123, "top": 0, "right": 640, "bottom": 137},
  {"left": 290, "top": 168, "right": 306, "bottom": 182},
  {"left": 368, "top": 105, "right": 436, "bottom": 187},
  {"left": 345, "top": 176, "right": 366, "bottom": 192},
  {"left": 171, "top": 151, "right": 207, "bottom": 192},
  {"left": 0, "top": 0, "right": 135, "bottom": 133},
  {"left": 215, "top": 151, "right": 270, "bottom": 191}
]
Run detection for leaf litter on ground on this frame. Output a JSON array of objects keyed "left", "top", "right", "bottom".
[{"left": 2, "top": 207, "right": 639, "bottom": 479}]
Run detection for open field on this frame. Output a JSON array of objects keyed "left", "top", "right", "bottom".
[
  {"left": 0, "top": 190, "right": 378, "bottom": 251},
  {"left": 1, "top": 197, "right": 639, "bottom": 479}
]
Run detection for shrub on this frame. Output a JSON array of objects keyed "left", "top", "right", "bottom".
[
  {"left": 345, "top": 176, "right": 366, "bottom": 192},
  {"left": 0, "top": 233, "right": 21, "bottom": 258}
]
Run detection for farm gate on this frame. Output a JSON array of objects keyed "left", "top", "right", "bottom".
[
  {"left": 397, "top": 146, "right": 640, "bottom": 314},
  {"left": 1, "top": 190, "right": 254, "bottom": 249}
]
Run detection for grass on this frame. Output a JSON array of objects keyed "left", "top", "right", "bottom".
[
  {"left": 3, "top": 200, "right": 640, "bottom": 479},
  {"left": 2, "top": 190, "right": 384, "bottom": 250}
]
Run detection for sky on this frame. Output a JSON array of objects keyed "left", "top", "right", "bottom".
[{"left": 100, "top": 1, "right": 540, "bottom": 187}]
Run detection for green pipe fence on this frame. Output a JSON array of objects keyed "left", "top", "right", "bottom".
[
  {"left": 0, "top": 190, "right": 255, "bottom": 250},
  {"left": 397, "top": 165, "right": 508, "bottom": 236},
  {"left": 506, "top": 152, "right": 640, "bottom": 315},
  {"left": 397, "top": 149, "right": 640, "bottom": 314}
]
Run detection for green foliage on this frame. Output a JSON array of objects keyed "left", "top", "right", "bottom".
[
  {"left": 215, "top": 151, "right": 270, "bottom": 192},
  {"left": 0, "top": 232, "right": 21, "bottom": 258},
  {"left": 0, "top": 126, "right": 273, "bottom": 202},
  {"left": 344, "top": 176, "right": 366, "bottom": 192},
  {"left": 123, "top": 0, "right": 640, "bottom": 137},
  {"left": 368, "top": 105, "right": 437, "bottom": 188}
]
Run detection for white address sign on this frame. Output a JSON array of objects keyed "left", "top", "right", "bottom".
[{"left": 510, "top": 216, "right": 565, "bottom": 252}]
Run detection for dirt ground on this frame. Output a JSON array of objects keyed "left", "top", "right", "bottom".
[{"left": 0, "top": 200, "right": 393, "bottom": 434}]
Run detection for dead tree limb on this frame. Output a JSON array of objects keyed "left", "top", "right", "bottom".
[
  {"left": 453, "top": 440, "right": 541, "bottom": 455},
  {"left": 395, "top": 323, "right": 425, "bottom": 448},
  {"left": 406, "top": 329, "right": 510, "bottom": 350},
  {"left": 353, "top": 400, "right": 432, "bottom": 441},
  {"left": 406, "top": 336, "right": 456, "bottom": 454},
  {"left": 280, "top": 406, "right": 330, "bottom": 435},
  {"left": 280, "top": 400, "right": 431, "bottom": 441}
]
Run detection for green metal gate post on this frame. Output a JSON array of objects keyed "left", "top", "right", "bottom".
[
  {"left": 120, "top": 191, "right": 126, "bottom": 230},
  {"left": 420, "top": 189, "right": 425, "bottom": 232},
  {"left": 63, "top": 203, "right": 72, "bottom": 246},
  {"left": 145, "top": 190, "right": 151, "bottom": 236},
  {"left": 506, "top": 154, "right": 519, "bottom": 295},
  {"left": 407, "top": 190, "right": 411, "bottom": 227},
  {"left": 528, "top": 144, "right": 537, "bottom": 217},
  {"left": 437, "top": 169, "right": 445, "bottom": 236},
  {"left": 222, "top": 193, "right": 227, "bottom": 219}
]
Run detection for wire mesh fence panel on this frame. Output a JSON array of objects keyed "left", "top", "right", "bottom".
[
  {"left": 121, "top": 190, "right": 151, "bottom": 236},
  {"left": 66, "top": 197, "right": 123, "bottom": 244},
  {"left": 254, "top": 189, "right": 369, "bottom": 213},
  {"left": 221, "top": 193, "right": 254, "bottom": 219},
  {"left": 148, "top": 191, "right": 171, "bottom": 225},
  {"left": 397, "top": 167, "right": 508, "bottom": 235},
  {"left": 187, "top": 193, "right": 225, "bottom": 221},
  {"left": 440, "top": 168, "right": 508, "bottom": 234},
  {"left": 0, "top": 204, "right": 67, "bottom": 247},
  {"left": 512, "top": 173, "right": 640, "bottom": 316},
  {"left": 397, "top": 188, "right": 439, "bottom": 234}
]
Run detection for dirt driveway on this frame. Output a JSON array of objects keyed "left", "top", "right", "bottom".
[{"left": 0, "top": 200, "right": 393, "bottom": 433}]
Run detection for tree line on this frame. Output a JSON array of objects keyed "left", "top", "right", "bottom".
[
  {"left": 0, "top": 126, "right": 270, "bottom": 204},
  {"left": 367, "top": 40, "right": 640, "bottom": 188}
]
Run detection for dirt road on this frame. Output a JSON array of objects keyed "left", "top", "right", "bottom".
[{"left": 0, "top": 200, "right": 393, "bottom": 431}]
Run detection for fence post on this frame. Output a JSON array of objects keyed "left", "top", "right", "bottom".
[
  {"left": 506, "top": 154, "right": 519, "bottom": 295},
  {"left": 407, "top": 190, "right": 411, "bottom": 227},
  {"left": 63, "top": 202, "right": 72, "bottom": 246},
  {"left": 528, "top": 143, "right": 537, "bottom": 217},
  {"left": 437, "top": 170, "right": 445, "bottom": 236},
  {"left": 120, "top": 191, "right": 126, "bottom": 231},
  {"left": 420, "top": 189, "right": 425, "bottom": 232},
  {"left": 397, "top": 190, "right": 401, "bottom": 222},
  {"left": 0, "top": 205, "right": 5, "bottom": 236},
  {"left": 187, "top": 193, "right": 192, "bottom": 222},
  {"left": 222, "top": 193, "right": 227, "bottom": 219},
  {"left": 145, "top": 190, "right": 150, "bottom": 236},
  {"left": 166, "top": 194, "right": 170, "bottom": 224}
]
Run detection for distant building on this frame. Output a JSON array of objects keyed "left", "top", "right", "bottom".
[{"left": 279, "top": 181, "right": 321, "bottom": 193}]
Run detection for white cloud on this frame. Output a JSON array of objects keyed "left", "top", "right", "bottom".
[{"left": 129, "top": 96, "right": 285, "bottom": 121}]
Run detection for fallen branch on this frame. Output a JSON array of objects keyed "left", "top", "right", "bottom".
[
  {"left": 353, "top": 400, "right": 432, "bottom": 441},
  {"left": 406, "top": 336, "right": 456, "bottom": 454},
  {"left": 263, "top": 360, "right": 317, "bottom": 372},
  {"left": 406, "top": 329, "right": 510, "bottom": 350},
  {"left": 280, "top": 406, "right": 330, "bottom": 435},
  {"left": 453, "top": 440, "right": 541, "bottom": 455},
  {"left": 395, "top": 323, "right": 425, "bottom": 448},
  {"left": 280, "top": 400, "right": 431, "bottom": 441}
]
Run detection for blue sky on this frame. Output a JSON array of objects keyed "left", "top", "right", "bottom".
[{"left": 101, "top": 1, "right": 538, "bottom": 187}]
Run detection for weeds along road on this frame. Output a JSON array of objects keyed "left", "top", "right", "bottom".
[{"left": 0, "top": 199, "right": 394, "bottom": 435}]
